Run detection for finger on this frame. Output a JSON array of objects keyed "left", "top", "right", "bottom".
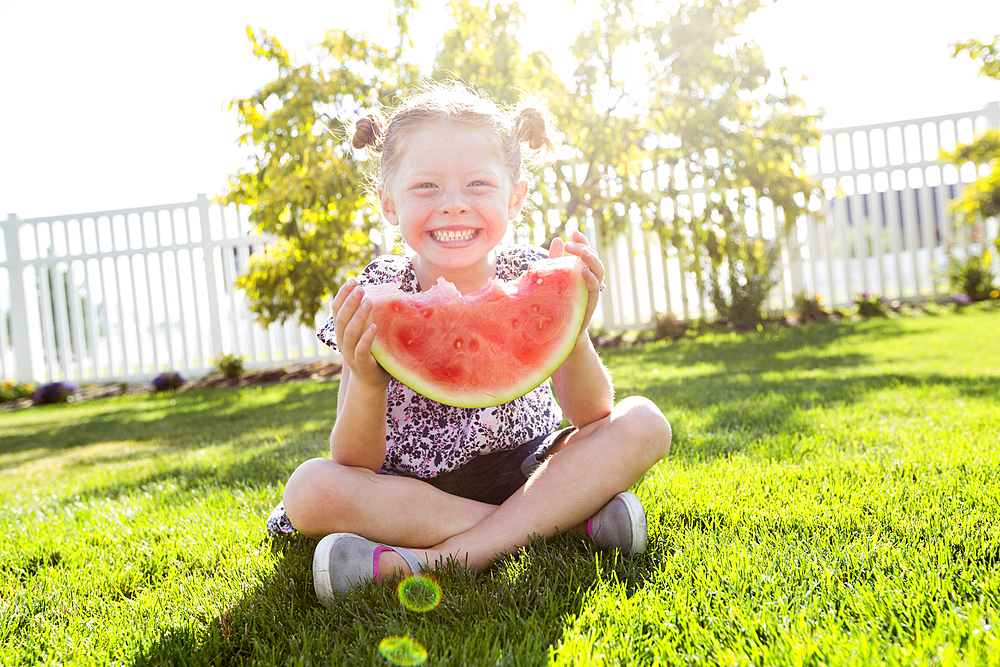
[
  {"left": 335, "top": 284, "right": 365, "bottom": 329},
  {"left": 548, "top": 236, "right": 565, "bottom": 258},
  {"left": 334, "top": 287, "right": 367, "bottom": 353},
  {"left": 331, "top": 278, "right": 359, "bottom": 314},
  {"left": 356, "top": 322, "right": 378, "bottom": 359},
  {"left": 568, "top": 245, "right": 604, "bottom": 284},
  {"left": 340, "top": 293, "right": 373, "bottom": 354}
]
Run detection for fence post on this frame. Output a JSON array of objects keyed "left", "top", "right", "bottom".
[
  {"left": 3, "top": 214, "right": 38, "bottom": 382},
  {"left": 784, "top": 208, "right": 805, "bottom": 298},
  {"left": 984, "top": 102, "right": 1000, "bottom": 282},
  {"left": 985, "top": 101, "right": 1000, "bottom": 128},
  {"left": 197, "top": 194, "right": 225, "bottom": 359}
]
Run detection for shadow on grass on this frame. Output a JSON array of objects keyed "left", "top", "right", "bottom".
[
  {"left": 0, "top": 382, "right": 338, "bottom": 460},
  {"left": 618, "top": 366, "right": 997, "bottom": 463},
  {"left": 60, "top": 433, "right": 325, "bottom": 506},
  {"left": 605, "top": 319, "right": 913, "bottom": 376},
  {"left": 130, "top": 533, "right": 654, "bottom": 667},
  {"left": 591, "top": 315, "right": 996, "bottom": 462}
]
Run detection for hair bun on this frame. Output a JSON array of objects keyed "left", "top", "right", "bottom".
[
  {"left": 514, "top": 104, "right": 554, "bottom": 153},
  {"left": 352, "top": 112, "right": 385, "bottom": 150}
]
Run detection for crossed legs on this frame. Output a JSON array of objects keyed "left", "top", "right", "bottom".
[{"left": 283, "top": 395, "right": 671, "bottom": 577}]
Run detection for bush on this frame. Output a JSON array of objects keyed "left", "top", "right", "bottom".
[
  {"left": 948, "top": 252, "right": 996, "bottom": 302},
  {"left": 32, "top": 382, "right": 74, "bottom": 405},
  {"left": 793, "top": 293, "right": 828, "bottom": 322},
  {"left": 214, "top": 353, "right": 245, "bottom": 379},
  {"left": 707, "top": 236, "right": 781, "bottom": 329},
  {"left": 653, "top": 314, "right": 686, "bottom": 340},
  {"left": 855, "top": 293, "right": 888, "bottom": 318},
  {"left": 1, "top": 381, "right": 34, "bottom": 403},
  {"left": 151, "top": 371, "right": 185, "bottom": 392}
]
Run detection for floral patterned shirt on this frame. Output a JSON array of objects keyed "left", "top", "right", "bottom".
[{"left": 317, "top": 245, "right": 565, "bottom": 479}]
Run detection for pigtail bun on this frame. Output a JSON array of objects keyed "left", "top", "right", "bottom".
[
  {"left": 513, "top": 102, "right": 555, "bottom": 156},
  {"left": 352, "top": 112, "right": 386, "bottom": 151}
]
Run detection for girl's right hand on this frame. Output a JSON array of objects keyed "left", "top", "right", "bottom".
[{"left": 331, "top": 279, "right": 390, "bottom": 388}]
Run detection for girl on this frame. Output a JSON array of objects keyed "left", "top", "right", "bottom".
[{"left": 279, "top": 82, "right": 672, "bottom": 604}]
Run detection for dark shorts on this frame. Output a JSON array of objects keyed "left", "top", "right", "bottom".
[{"left": 420, "top": 427, "right": 575, "bottom": 505}]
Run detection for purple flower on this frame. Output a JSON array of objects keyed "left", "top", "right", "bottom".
[
  {"left": 32, "top": 382, "right": 74, "bottom": 405},
  {"left": 953, "top": 293, "right": 972, "bottom": 305},
  {"left": 152, "top": 371, "right": 185, "bottom": 392}
]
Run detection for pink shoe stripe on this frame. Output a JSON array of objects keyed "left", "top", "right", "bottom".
[
  {"left": 373, "top": 545, "right": 394, "bottom": 581},
  {"left": 586, "top": 515, "right": 595, "bottom": 539}
]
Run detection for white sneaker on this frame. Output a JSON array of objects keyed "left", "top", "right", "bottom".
[{"left": 586, "top": 492, "right": 647, "bottom": 555}]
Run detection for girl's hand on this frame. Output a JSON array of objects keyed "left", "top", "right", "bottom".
[
  {"left": 549, "top": 230, "right": 604, "bottom": 337},
  {"left": 331, "top": 279, "right": 391, "bottom": 389}
]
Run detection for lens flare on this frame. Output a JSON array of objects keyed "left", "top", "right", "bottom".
[
  {"left": 396, "top": 575, "right": 442, "bottom": 613},
  {"left": 378, "top": 636, "right": 428, "bottom": 666}
]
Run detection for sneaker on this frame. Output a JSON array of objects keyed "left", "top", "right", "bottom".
[
  {"left": 312, "top": 533, "right": 426, "bottom": 606},
  {"left": 586, "top": 492, "right": 647, "bottom": 555}
]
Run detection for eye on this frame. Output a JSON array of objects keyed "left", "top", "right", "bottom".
[
  {"left": 468, "top": 180, "right": 488, "bottom": 187},
  {"left": 417, "top": 182, "right": 436, "bottom": 189}
]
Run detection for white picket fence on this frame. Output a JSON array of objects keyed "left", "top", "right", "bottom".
[
  {"left": 0, "top": 195, "right": 337, "bottom": 385},
  {"left": 567, "top": 102, "right": 1000, "bottom": 328},
  {"left": 2, "top": 103, "right": 998, "bottom": 385}
]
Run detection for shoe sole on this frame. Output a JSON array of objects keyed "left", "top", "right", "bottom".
[{"left": 618, "top": 492, "right": 648, "bottom": 555}]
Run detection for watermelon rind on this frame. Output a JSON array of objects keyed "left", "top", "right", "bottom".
[{"left": 367, "top": 256, "right": 589, "bottom": 408}]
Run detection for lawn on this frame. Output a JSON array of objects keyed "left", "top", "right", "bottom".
[{"left": 2, "top": 304, "right": 999, "bottom": 666}]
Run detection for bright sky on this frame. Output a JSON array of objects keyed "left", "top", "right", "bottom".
[{"left": 1, "top": 0, "right": 998, "bottom": 219}]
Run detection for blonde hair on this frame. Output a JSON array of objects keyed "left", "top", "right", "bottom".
[{"left": 352, "top": 81, "right": 557, "bottom": 199}]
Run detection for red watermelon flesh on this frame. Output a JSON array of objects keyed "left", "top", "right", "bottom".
[{"left": 366, "top": 255, "right": 588, "bottom": 408}]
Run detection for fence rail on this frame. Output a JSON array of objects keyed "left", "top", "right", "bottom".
[{"left": 3, "top": 103, "right": 998, "bottom": 384}]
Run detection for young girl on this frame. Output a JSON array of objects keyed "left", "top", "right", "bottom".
[{"left": 278, "top": 82, "right": 672, "bottom": 604}]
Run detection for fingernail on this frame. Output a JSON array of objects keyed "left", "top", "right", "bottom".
[{"left": 362, "top": 298, "right": 372, "bottom": 309}]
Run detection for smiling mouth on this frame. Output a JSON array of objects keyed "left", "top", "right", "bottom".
[{"left": 429, "top": 229, "right": 480, "bottom": 242}]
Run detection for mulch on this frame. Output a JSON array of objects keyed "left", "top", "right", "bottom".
[{"left": 2, "top": 361, "right": 343, "bottom": 411}]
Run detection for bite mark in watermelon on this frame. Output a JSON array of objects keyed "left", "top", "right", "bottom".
[{"left": 366, "top": 255, "right": 589, "bottom": 408}]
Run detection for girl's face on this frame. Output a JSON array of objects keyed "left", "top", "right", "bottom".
[{"left": 379, "top": 120, "right": 528, "bottom": 280}]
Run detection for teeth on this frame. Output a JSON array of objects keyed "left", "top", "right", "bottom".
[{"left": 430, "top": 229, "right": 479, "bottom": 242}]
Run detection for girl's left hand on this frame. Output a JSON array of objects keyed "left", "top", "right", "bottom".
[{"left": 549, "top": 230, "right": 605, "bottom": 338}]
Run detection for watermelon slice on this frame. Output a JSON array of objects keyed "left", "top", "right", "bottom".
[{"left": 366, "top": 255, "right": 589, "bottom": 408}]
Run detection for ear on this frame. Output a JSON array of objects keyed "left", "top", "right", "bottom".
[
  {"left": 378, "top": 188, "right": 399, "bottom": 227},
  {"left": 508, "top": 179, "right": 529, "bottom": 220}
]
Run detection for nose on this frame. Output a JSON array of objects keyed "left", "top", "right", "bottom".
[{"left": 438, "top": 188, "right": 469, "bottom": 215}]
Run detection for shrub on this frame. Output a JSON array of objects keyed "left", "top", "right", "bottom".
[
  {"left": 793, "top": 293, "right": 828, "bottom": 322},
  {"left": 855, "top": 293, "right": 888, "bottom": 318},
  {"left": 151, "top": 371, "right": 185, "bottom": 392},
  {"left": 707, "top": 236, "right": 781, "bottom": 329},
  {"left": 653, "top": 314, "right": 686, "bottom": 340},
  {"left": 32, "top": 382, "right": 74, "bottom": 405},
  {"left": 214, "top": 353, "right": 245, "bottom": 379},
  {"left": 948, "top": 252, "right": 996, "bottom": 302},
  {"left": 1, "top": 381, "right": 34, "bottom": 403}
]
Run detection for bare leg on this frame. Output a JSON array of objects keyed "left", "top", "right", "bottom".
[
  {"left": 283, "top": 459, "right": 497, "bottom": 546},
  {"left": 378, "top": 395, "right": 671, "bottom": 575}
]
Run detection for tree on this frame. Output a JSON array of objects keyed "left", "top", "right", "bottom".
[
  {"left": 942, "top": 36, "right": 1000, "bottom": 242},
  {"left": 223, "top": 25, "right": 419, "bottom": 325},
  {"left": 436, "top": 0, "right": 820, "bottom": 327},
  {"left": 228, "top": 0, "right": 820, "bottom": 327},
  {"left": 631, "top": 0, "right": 820, "bottom": 325}
]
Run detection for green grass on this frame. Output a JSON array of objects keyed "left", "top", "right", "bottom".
[{"left": 3, "top": 304, "right": 999, "bottom": 666}]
